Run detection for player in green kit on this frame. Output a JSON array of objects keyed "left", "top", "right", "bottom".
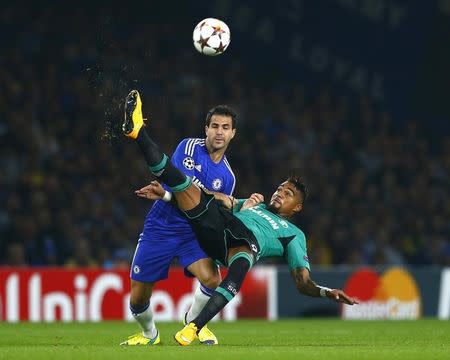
[{"left": 122, "top": 90, "right": 358, "bottom": 346}]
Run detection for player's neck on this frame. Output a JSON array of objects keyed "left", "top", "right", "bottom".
[
  {"left": 206, "top": 143, "right": 226, "bottom": 163},
  {"left": 267, "top": 205, "right": 291, "bottom": 219}
]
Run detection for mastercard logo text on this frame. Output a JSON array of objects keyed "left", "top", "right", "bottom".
[{"left": 342, "top": 267, "right": 422, "bottom": 319}]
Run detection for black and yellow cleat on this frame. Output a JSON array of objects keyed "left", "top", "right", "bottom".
[{"left": 123, "top": 90, "right": 145, "bottom": 139}]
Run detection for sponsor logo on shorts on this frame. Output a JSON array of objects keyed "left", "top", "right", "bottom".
[
  {"left": 342, "top": 267, "right": 421, "bottom": 319},
  {"left": 183, "top": 157, "right": 195, "bottom": 170},
  {"left": 227, "top": 283, "right": 238, "bottom": 296},
  {"left": 212, "top": 178, "right": 222, "bottom": 190},
  {"left": 133, "top": 265, "right": 140, "bottom": 274}
]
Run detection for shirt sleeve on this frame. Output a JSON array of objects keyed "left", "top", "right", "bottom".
[
  {"left": 170, "top": 138, "right": 195, "bottom": 177},
  {"left": 232, "top": 199, "right": 247, "bottom": 213},
  {"left": 224, "top": 176, "right": 236, "bottom": 196},
  {"left": 285, "top": 232, "right": 310, "bottom": 271},
  {"left": 222, "top": 157, "right": 236, "bottom": 196}
]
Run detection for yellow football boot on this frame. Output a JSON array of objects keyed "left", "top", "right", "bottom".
[
  {"left": 174, "top": 323, "right": 198, "bottom": 346},
  {"left": 183, "top": 313, "right": 218, "bottom": 345},
  {"left": 198, "top": 325, "right": 218, "bottom": 345},
  {"left": 123, "top": 89, "right": 145, "bottom": 139},
  {"left": 119, "top": 331, "right": 160, "bottom": 346}
]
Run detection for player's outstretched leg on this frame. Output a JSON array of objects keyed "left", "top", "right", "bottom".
[
  {"left": 123, "top": 90, "right": 192, "bottom": 194},
  {"left": 175, "top": 252, "right": 252, "bottom": 346}
]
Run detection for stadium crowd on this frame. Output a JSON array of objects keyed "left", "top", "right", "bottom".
[{"left": 1, "top": 6, "right": 449, "bottom": 268}]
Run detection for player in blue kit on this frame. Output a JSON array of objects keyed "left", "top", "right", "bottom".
[
  {"left": 122, "top": 90, "right": 357, "bottom": 346},
  {"left": 120, "top": 97, "right": 237, "bottom": 346}
]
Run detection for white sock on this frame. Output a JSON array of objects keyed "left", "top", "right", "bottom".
[
  {"left": 132, "top": 304, "right": 158, "bottom": 339},
  {"left": 186, "top": 285, "right": 212, "bottom": 323}
]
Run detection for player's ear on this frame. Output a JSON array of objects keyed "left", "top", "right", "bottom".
[
  {"left": 293, "top": 202, "right": 303, "bottom": 213},
  {"left": 204, "top": 125, "right": 209, "bottom": 135},
  {"left": 230, "top": 128, "right": 236, "bottom": 139}
]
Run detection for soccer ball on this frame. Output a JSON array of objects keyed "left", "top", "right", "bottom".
[{"left": 193, "top": 18, "right": 231, "bottom": 56}]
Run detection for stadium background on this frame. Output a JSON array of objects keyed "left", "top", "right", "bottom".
[{"left": 0, "top": 1, "right": 449, "bottom": 320}]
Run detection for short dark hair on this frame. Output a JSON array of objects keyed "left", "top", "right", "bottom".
[
  {"left": 205, "top": 105, "right": 237, "bottom": 129},
  {"left": 287, "top": 173, "right": 308, "bottom": 204}
]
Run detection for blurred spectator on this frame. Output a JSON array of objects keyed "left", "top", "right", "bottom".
[
  {"left": 64, "top": 238, "right": 98, "bottom": 268},
  {"left": 3, "top": 242, "right": 27, "bottom": 267},
  {"left": 103, "top": 248, "right": 133, "bottom": 269}
]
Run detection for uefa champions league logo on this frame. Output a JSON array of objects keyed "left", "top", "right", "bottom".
[
  {"left": 183, "top": 157, "right": 195, "bottom": 170},
  {"left": 212, "top": 178, "right": 222, "bottom": 190}
]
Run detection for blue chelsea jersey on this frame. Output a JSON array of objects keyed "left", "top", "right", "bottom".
[{"left": 142, "top": 138, "right": 236, "bottom": 236}]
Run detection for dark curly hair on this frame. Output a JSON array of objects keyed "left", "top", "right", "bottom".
[
  {"left": 287, "top": 173, "right": 308, "bottom": 204},
  {"left": 205, "top": 105, "right": 237, "bottom": 129}
]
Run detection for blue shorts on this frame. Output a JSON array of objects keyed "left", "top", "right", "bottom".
[{"left": 130, "top": 231, "right": 209, "bottom": 283}]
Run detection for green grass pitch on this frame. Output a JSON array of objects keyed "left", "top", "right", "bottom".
[{"left": 0, "top": 319, "right": 449, "bottom": 360}]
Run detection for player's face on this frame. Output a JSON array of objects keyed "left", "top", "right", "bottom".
[
  {"left": 268, "top": 181, "right": 303, "bottom": 217},
  {"left": 205, "top": 115, "right": 236, "bottom": 151}
]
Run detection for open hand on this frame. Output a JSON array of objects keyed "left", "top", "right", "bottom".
[
  {"left": 327, "top": 289, "right": 359, "bottom": 305},
  {"left": 135, "top": 180, "right": 166, "bottom": 200},
  {"left": 241, "top": 193, "right": 264, "bottom": 211}
]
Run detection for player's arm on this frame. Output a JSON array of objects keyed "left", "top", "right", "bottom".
[
  {"left": 240, "top": 193, "right": 264, "bottom": 210},
  {"left": 202, "top": 188, "right": 235, "bottom": 209},
  {"left": 211, "top": 192, "right": 264, "bottom": 211},
  {"left": 136, "top": 181, "right": 231, "bottom": 208},
  {"left": 232, "top": 199, "right": 247, "bottom": 212},
  {"left": 135, "top": 180, "right": 177, "bottom": 204},
  {"left": 291, "top": 267, "right": 358, "bottom": 305}
]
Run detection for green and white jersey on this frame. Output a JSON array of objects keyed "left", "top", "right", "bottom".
[{"left": 233, "top": 202, "right": 310, "bottom": 271}]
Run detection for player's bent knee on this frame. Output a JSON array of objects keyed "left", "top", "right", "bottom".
[
  {"left": 228, "top": 251, "right": 254, "bottom": 269},
  {"left": 198, "top": 272, "right": 221, "bottom": 289}
]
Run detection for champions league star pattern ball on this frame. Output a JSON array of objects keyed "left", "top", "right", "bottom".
[{"left": 193, "top": 18, "right": 231, "bottom": 56}]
